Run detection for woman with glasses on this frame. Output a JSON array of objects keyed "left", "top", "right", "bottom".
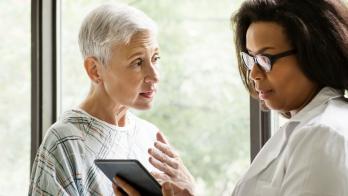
[{"left": 115, "top": 0, "right": 348, "bottom": 195}]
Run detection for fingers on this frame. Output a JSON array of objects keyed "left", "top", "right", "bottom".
[
  {"left": 155, "top": 141, "right": 178, "bottom": 158},
  {"left": 113, "top": 176, "right": 140, "bottom": 196},
  {"left": 162, "top": 182, "right": 174, "bottom": 196},
  {"left": 149, "top": 157, "right": 176, "bottom": 177},
  {"left": 112, "top": 182, "right": 123, "bottom": 196},
  {"left": 148, "top": 147, "right": 179, "bottom": 169},
  {"left": 164, "top": 182, "right": 195, "bottom": 196},
  {"left": 156, "top": 131, "right": 170, "bottom": 144},
  {"left": 151, "top": 172, "right": 171, "bottom": 183}
]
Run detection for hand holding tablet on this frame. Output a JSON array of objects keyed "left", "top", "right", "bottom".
[{"left": 94, "top": 159, "right": 162, "bottom": 196}]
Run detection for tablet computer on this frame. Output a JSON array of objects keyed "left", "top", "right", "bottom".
[{"left": 94, "top": 159, "right": 162, "bottom": 196}]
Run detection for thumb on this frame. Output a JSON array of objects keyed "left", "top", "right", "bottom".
[
  {"left": 162, "top": 182, "right": 174, "bottom": 196},
  {"left": 156, "top": 131, "right": 170, "bottom": 145}
]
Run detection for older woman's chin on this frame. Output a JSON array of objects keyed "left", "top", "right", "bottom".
[{"left": 132, "top": 102, "right": 154, "bottom": 110}]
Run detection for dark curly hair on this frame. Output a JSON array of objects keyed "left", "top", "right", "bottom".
[{"left": 232, "top": 0, "right": 348, "bottom": 97}]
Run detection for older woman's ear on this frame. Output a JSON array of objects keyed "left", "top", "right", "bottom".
[{"left": 84, "top": 56, "right": 102, "bottom": 84}]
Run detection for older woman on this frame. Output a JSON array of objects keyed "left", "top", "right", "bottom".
[
  {"left": 116, "top": 0, "right": 348, "bottom": 195},
  {"left": 29, "top": 4, "right": 160, "bottom": 195}
]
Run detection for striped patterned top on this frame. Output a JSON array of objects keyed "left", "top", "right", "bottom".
[{"left": 29, "top": 109, "right": 159, "bottom": 196}]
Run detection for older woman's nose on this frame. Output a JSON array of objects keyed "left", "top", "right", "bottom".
[
  {"left": 144, "top": 65, "right": 160, "bottom": 84},
  {"left": 249, "top": 63, "right": 264, "bottom": 81}
]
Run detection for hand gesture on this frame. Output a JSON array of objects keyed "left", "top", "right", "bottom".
[{"left": 148, "top": 132, "right": 196, "bottom": 196}]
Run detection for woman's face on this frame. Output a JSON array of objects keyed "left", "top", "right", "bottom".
[
  {"left": 99, "top": 30, "right": 160, "bottom": 110},
  {"left": 246, "top": 21, "right": 318, "bottom": 114}
]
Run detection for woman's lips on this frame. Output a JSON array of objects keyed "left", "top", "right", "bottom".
[
  {"left": 258, "top": 90, "right": 273, "bottom": 100},
  {"left": 140, "top": 90, "right": 155, "bottom": 99}
]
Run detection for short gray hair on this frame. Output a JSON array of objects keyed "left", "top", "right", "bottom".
[{"left": 78, "top": 4, "right": 158, "bottom": 66}]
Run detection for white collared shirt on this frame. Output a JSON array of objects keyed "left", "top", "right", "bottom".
[{"left": 232, "top": 87, "right": 348, "bottom": 196}]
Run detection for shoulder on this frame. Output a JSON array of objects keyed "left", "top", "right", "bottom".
[
  {"left": 291, "top": 98, "right": 348, "bottom": 143},
  {"left": 318, "top": 97, "right": 348, "bottom": 133},
  {"left": 39, "top": 110, "right": 88, "bottom": 153},
  {"left": 45, "top": 119, "right": 84, "bottom": 143},
  {"left": 284, "top": 123, "right": 348, "bottom": 194},
  {"left": 287, "top": 120, "right": 348, "bottom": 167},
  {"left": 287, "top": 97, "right": 348, "bottom": 160},
  {"left": 290, "top": 97, "right": 348, "bottom": 150}
]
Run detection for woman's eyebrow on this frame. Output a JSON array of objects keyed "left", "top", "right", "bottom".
[
  {"left": 246, "top": 47, "right": 274, "bottom": 55},
  {"left": 127, "top": 51, "right": 144, "bottom": 60}
]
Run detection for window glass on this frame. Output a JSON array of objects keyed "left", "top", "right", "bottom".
[
  {"left": 0, "top": 0, "right": 31, "bottom": 195},
  {"left": 61, "top": 1, "right": 249, "bottom": 194}
]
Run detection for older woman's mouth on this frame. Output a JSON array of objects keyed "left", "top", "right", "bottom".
[{"left": 140, "top": 90, "right": 155, "bottom": 99}]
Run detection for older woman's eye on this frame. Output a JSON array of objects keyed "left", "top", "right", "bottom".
[
  {"left": 152, "top": 55, "right": 161, "bottom": 63},
  {"left": 131, "top": 58, "right": 143, "bottom": 67}
]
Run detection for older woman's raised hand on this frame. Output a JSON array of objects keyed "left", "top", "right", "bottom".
[{"left": 148, "top": 132, "right": 196, "bottom": 196}]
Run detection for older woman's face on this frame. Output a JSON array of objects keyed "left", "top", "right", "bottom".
[
  {"left": 100, "top": 31, "right": 160, "bottom": 110},
  {"left": 246, "top": 22, "right": 317, "bottom": 113}
]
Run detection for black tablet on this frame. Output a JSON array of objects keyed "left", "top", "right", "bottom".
[{"left": 94, "top": 159, "right": 162, "bottom": 196}]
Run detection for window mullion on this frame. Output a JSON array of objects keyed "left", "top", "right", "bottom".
[
  {"left": 30, "top": 0, "right": 58, "bottom": 168},
  {"left": 250, "top": 97, "right": 271, "bottom": 162}
]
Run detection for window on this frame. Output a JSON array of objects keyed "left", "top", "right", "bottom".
[
  {"left": 61, "top": 0, "right": 249, "bottom": 195},
  {"left": 0, "top": 0, "right": 31, "bottom": 195}
]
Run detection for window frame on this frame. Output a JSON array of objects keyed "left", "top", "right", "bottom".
[
  {"left": 30, "top": 0, "right": 60, "bottom": 168},
  {"left": 250, "top": 97, "right": 271, "bottom": 161}
]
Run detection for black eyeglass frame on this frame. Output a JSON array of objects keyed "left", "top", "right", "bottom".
[{"left": 240, "top": 49, "right": 297, "bottom": 72}]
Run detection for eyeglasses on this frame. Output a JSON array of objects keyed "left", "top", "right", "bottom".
[{"left": 240, "top": 49, "right": 297, "bottom": 72}]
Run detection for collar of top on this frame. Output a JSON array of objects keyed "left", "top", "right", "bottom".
[{"left": 290, "top": 86, "right": 344, "bottom": 123}]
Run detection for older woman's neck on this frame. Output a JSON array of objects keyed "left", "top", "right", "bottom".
[{"left": 79, "top": 90, "right": 128, "bottom": 126}]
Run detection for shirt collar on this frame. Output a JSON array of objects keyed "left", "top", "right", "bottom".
[{"left": 289, "top": 87, "right": 343, "bottom": 123}]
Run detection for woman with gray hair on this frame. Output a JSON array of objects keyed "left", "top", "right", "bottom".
[{"left": 29, "top": 4, "right": 161, "bottom": 195}]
